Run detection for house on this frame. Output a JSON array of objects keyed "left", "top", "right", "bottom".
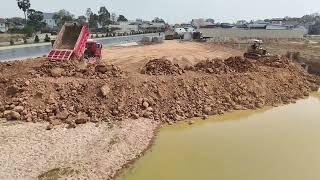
[
  {"left": 0, "top": 18, "right": 8, "bottom": 33},
  {"left": 270, "top": 18, "right": 286, "bottom": 25},
  {"left": 6, "top": 17, "right": 24, "bottom": 30},
  {"left": 43, "top": 13, "right": 57, "bottom": 28},
  {"left": 108, "top": 21, "right": 139, "bottom": 34},
  {"left": 191, "top": 19, "right": 215, "bottom": 29},
  {"left": 248, "top": 20, "right": 269, "bottom": 29}
]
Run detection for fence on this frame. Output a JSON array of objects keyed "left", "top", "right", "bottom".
[{"left": 200, "top": 28, "right": 305, "bottom": 39}]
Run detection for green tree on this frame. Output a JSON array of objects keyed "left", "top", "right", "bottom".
[
  {"left": 23, "top": 25, "right": 35, "bottom": 37},
  {"left": 117, "top": 15, "right": 128, "bottom": 22},
  {"left": 98, "top": 6, "right": 111, "bottom": 26},
  {"left": 27, "top": 9, "right": 45, "bottom": 31},
  {"left": 53, "top": 9, "right": 74, "bottom": 27},
  {"left": 89, "top": 13, "right": 99, "bottom": 29},
  {"left": 34, "top": 35, "right": 39, "bottom": 43},
  {"left": 152, "top": 17, "right": 165, "bottom": 23},
  {"left": 17, "top": 0, "right": 31, "bottom": 24},
  {"left": 110, "top": 13, "right": 117, "bottom": 24},
  {"left": 44, "top": 34, "right": 51, "bottom": 42},
  {"left": 76, "top": 16, "right": 87, "bottom": 24}
]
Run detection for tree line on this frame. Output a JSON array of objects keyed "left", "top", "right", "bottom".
[{"left": 15, "top": 0, "right": 131, "bottom": 35}]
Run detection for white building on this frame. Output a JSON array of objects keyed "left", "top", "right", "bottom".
[
  {"left": 43, "top": 13, "right": 57, "bottom": 28},
  {"left": 109, "top": 21, "right": 139, "bottom": 33},
  {"left": 0, "top": 18, "right": 8, "bottom": 33}
]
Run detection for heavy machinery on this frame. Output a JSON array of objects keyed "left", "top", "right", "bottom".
[
  {"left": 243, "top": 39, "right": 271, "bottom": 59},
  {"left": 48, "top": 23, "right": 102, "bottom": 61}
]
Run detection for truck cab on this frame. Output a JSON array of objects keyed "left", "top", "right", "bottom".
[{"left": 84, "top": 39, "right": 102, "bottom": 59}]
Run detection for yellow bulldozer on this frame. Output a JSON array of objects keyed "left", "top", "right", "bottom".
[{"left": 244, "top": 39, "right": 271, "bottom": 59}]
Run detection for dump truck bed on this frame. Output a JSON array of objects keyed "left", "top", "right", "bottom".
[
  {"left": 48, "top": 23, "right": 89, "bottom": 60},
  {"left": 53, "top": 24, "right": 82, "bottom": 50}
]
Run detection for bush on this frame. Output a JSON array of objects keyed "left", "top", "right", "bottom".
[
  {"left": 44, "top": 34, "right": 51, "bottom": 42},
  {"left": 95, "top": 34, "right": 99, "bottom": 38},
  {"left": 23, "top": 26, "right": 35, "bottom": 37},
  {"left": 23, "top": 37, "right": 27, "bottom": 44},
  {"left": 10, "top": 39, "right": 14, "bottom": 45},
  {"left": 91, "top": 34, "right": 94, "bottom": 38},
  {"left": 34, "top": 35, "right": 40, "bottom": 43}
]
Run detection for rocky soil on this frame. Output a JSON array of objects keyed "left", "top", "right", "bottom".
[
  {"left": 0, "top": 56, "right": 319, "bottom": 127},
  {"left": 0, "top": 54, "right": 320, "bottom": 179}
]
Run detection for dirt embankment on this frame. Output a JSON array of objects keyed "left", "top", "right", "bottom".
[
  {"left": 0, "top": 56, "right": 319, "bottom": 126},
  {"left": 0, "top": 54, "right": 319, "bottom": 179}
]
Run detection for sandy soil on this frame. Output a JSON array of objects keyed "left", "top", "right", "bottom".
[
  {"left": 0, "top": 118, "right": 159, "bottom": 179},
  {"left": 103, "top": 41, "right": 242, "bottom": 72}
]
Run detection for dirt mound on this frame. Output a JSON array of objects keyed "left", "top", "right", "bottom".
[
  {"left": 0, "top": 57, "right": 319, "bottom": 128},
  {"left": 34, "top": 60, "right": 123, "bottom": 78},
  {"left": 224, "top": 56, "right": 257, "bottom": 73},
  {"left": 190, "top": 56, "right": 257, "bottom": 74},
  {"left": 259, "top": 56, "right": 293, "bottom": 68},
  {"left": 141, "top": 58, "right": 184, "bottom": 75}
]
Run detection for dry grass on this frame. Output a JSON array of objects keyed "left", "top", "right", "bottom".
[{"left": 0, "top": 33, "right": 24, "bottom": 43}]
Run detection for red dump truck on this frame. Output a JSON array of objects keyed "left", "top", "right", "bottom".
[{"left": 48, "top": 23, "right": 102, "bottom": 61}]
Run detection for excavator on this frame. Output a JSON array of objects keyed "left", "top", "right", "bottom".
[
  {"left": 243, "top": 39, "right": 271, "bottom": 60},
  {"left": 48, "top": 22, "right": 102, "bottom": 62}
]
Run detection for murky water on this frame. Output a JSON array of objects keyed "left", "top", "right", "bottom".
[
  {"left": 119, "top": 93, "right": 320, "bottom": 180},
  {"left": 0, "top": 34, "right": 157, "bottom": 61}
]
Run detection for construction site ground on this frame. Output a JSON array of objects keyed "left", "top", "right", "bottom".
[
  {"left": 0, "top": 40, "right": 320, "bottom": 179},
  {"left": 104, "top": 41, "right": 242, "bottom": 72}
]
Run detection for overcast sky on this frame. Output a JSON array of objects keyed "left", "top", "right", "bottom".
[{"left": 1, "top": 0, "right": 319, "bottom": 23}]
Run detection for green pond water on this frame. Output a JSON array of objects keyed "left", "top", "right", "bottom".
[{"left": 119, "top": 93, "right": 320, "bottom": 180}]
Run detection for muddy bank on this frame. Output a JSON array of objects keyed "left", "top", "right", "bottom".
[{"left": 0, "top": 118, "right": 159, "bottom": 179}]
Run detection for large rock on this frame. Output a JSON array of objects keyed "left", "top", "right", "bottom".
[
  {"left": 56, "top": 110, "right": 69, "bottom": 120},
  {"left": 100, "top": 84, "right": 111, "bottom": 97},
  {"left": 95, "top": 65, "right": 113, "bottom": 74},
  {"left": 75, "top": 112, "right": 89, "bottom": 124},
  {"left": 4, "top": 110, "right": 21, "bottom": 120},
  {"left": 6, "top": 85, "right": 20, "bottom": 96},
  {"left": 13, "top": 106, "right": 24, "bottom": 113},
  {"left": 50, "top": 67, "right": 65, "bottom": 77}
]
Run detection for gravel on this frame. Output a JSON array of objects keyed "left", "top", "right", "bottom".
[{"left": 0, "top": 118, "right": 159, "bottom": 179}]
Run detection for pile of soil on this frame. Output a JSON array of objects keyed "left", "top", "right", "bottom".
[
  {"left": 259, "top": 56, "right": 293, "bottom": 68},
  {"left": 0, "top": 57, "right": 319, "bottom": 127},
  {"left": 224, "top": 56, "right": 257, "bottom": 73},
  {"left": 189, "top": 56, "right": 257, "bottom": 74},
  {"left": 141, "top": 58, "right": 184, "bottom": 75},
  {"left": 34, "top": 60, "right": 123, "bottom": 78}
]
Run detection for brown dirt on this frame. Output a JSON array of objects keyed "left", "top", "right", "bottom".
[
  {"left": 0, "top": 55, "right": 319, "bottom": 126},
  {"left": 54, "top": 24, "right": 82, "bottom": 50},
  {"left": 141, "top": 58, "right": 184, "bottom": 75},
  {"left": 103, "top": 41, "right": 243, "bottom": 73}
]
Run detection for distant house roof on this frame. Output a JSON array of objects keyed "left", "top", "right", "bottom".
[
  {"left": 271, "top": 18, "right": 286, "bottom": 21},
  {"left": 0, "top": 18, "right": 6, "bottom": 23},
  {"left": 43, "top": 13, "right": 55, "bottom": 19},
  {"left": 248, "top": 23, "right": 267, "bottom": 29}
]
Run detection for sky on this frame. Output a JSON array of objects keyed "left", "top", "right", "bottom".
[{"left": 1, "top": 0, "right": 319, "bottom": 23}]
